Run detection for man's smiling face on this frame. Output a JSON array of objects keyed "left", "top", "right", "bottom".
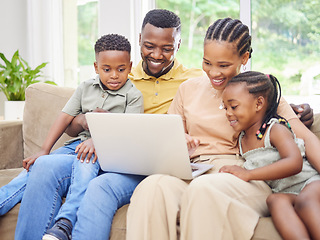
[{"left": 139, "top": 23, "right": 180, "bottom": 78}]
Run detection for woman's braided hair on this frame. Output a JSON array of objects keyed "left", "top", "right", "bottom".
[
  {"left": 226, "top": 71, "right": 290, "bottom": 139},
  {"left": 205, "top": 17, "right": 253, "bottom": 58}
]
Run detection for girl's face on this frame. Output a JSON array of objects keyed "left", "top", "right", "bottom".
[
  {"left": 202, "top": 40, "right": 249, "bottom": 91},
  {"left": 222, "top": 83, "right": 263, "bottom": 133}
]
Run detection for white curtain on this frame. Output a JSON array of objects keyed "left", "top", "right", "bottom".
[{"left": 27, "top": 0, "right": 64, "bottom": 86}]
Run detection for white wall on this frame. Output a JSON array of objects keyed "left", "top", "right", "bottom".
[{"left": 0, "top": 0, "right": 28, "bottom": 117}]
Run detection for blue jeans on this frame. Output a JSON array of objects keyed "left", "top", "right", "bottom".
[
  {"left": 14, "top": 140, "right": 145, "bottom": 240},
  {"left": 0, "top": 140, "right": 80, "bottom": 216},
  {"left": 72, "top": 172, "right": 146, "bottom": 240},
  {"left": 0, "top": 168, "right": 28, "bottom": 215},
  {"left": 14, "top": 140, "right": 98, "bottom": 240}
]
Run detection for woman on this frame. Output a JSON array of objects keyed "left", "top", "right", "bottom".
[{"left": 126, "top": 17, "right": 320, "bottom": 240}]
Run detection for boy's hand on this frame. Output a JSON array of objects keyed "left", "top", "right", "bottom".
[
  {"left": 185, "top": 133, "right": 200, "bottom": 157},
  {"left": 75, "top": 139, "right": 98, "bottom": 163},
  {"left": 22, "top": 149, "right": 49, "bottom": 171},
  {"left": 219, "top": 165, "right": 251, "bottom": 182},
  {"left": 290, "top": 103, "right": 314, "bottom": 128}
]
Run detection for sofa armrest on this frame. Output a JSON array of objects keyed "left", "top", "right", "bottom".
[
  {"left": 23, "top": 83, "right": 75, "bottom": 158},
  {"left": 0, "top": 120, "right": 23, "bottom": 169}
]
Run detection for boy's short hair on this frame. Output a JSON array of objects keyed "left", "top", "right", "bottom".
[
  {"left": 94, "top": 34, "right": 131, "bottom": 55},
  {"left": 142, "top": 9, "right": 181, "bottom": 32}
]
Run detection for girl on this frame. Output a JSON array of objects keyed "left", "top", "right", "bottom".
[
  {"left": 221, "top": 71, "right": 320, "bottom": 240},
  {"left": 127, "top": 17, "right": 320, "bottom": 240}
]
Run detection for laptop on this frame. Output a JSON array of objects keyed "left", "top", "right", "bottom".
[{"left": 86, "top": 112, "right": 214, "bottom": 180}]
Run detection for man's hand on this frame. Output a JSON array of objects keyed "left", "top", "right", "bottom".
[{"left": 290, "top": 103, "right": 314, "bottom": 128}]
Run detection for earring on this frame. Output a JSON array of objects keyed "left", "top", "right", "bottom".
[{"left": 243, "top": 65, "right": 247, "bottom": 71}]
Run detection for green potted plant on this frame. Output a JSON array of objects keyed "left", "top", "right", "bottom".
[{"left": 0, "top": 50, "right": 56, "bottom": 120}]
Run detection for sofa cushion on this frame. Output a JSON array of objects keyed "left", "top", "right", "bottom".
[{"left": 23, "top": 83, "right": 75, "bottom": 158}]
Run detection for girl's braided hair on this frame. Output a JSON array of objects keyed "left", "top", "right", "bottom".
[{"left": 227, "top": 71, "right": 290, "bottom": 139}]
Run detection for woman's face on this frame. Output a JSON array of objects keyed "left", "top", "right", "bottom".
[{"left": 202, "top": 40, "right": 249, "bottom": 91}]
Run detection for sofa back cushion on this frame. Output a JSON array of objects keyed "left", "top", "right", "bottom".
[{"left": 23, "top": 83, "right": 75, "bottom": 158}]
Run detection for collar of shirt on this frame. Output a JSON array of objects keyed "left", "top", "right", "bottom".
[
  {"left": 92, "top": 75, "right": 133, "bottom": 96},
  {"left": 129, "top": 59, "right": 181, "bottom": 81}
]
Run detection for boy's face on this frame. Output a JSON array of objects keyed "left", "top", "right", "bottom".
[
  {"left": 139, "top": 23, "right": 181, "bottom": 78},
  {"left": 94, "top": 50, "right": 132, "bottom": 90}
]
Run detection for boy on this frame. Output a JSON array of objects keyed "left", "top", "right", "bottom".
[{"left": 2, "top": 34, "right": 143, "bottom": 240}]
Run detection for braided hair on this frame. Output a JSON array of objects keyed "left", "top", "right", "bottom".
[
  {"left": 95, "top": 34, "right": 131, "bottom": 55},
  {"left": 226, "top": 71, "right": 290, "bottom": 139},
  {"left": 205, "top": 18, "right": 253, "bottom": 58}
]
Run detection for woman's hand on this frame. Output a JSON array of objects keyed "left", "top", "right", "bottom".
[
  {"left": 219, "top": 165, "right": 252, "bottom": 182},
  {"left": 75, "top": 139, "right": 98, "bottom": 163},
  {"left": 22, "top": 149, "right": 49, "bottom": 171},
  {"left": 185, "top": 133, "right": 200, "bottom": 157}
]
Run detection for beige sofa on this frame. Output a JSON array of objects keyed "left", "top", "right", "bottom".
[{"left": 1, "top": 82, "right": 319, "bottom": 240}]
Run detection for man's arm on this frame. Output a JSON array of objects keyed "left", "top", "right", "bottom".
[
  {"left": 65, "top": 113, "right": 87, "bottom": 137},
  {"left": 65, "top": 108, "right": 109, "bottom": 137}
]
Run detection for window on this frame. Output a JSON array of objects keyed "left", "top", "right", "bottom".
[
  {"left": 252, "top": 0, "right": 320, "bottom": 97},
  {"left": 63, "top": 0, "right": 98, "bottom": 87},
  {"left": 77, "top": 0, "right": 99, "bottom": 84}
]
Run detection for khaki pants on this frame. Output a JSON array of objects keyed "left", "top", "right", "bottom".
[{"left": 127, "top": 155, "right": 272, "bottom": 240}]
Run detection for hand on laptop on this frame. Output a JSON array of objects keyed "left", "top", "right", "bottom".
[
  {"left": 75, "top": 138, "right": 98, "bottom": 163},
  {"left": 185, "top": 133, "right": 200, "bottom": 157}
]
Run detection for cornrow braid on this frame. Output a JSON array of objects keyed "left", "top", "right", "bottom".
[
  {"left": 205, "top": 18, "right": 253, "bottom": 58},
  {"left": 227, "top": 71, "right": 289, "bottom": 140}
]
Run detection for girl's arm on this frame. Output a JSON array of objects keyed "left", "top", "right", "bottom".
[
  {"left": 289, "top": 118, "right": 320, "bottom": 173},
  {"left": 23, "top": 112, "right": 74, "bottom": 170},
  {"left": 220, "top": 124, "right": 302, "bottom": 182}
]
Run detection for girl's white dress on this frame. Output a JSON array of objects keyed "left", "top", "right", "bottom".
[{"left": 240, "top": 118, "right": 320, "bottom": 194}]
